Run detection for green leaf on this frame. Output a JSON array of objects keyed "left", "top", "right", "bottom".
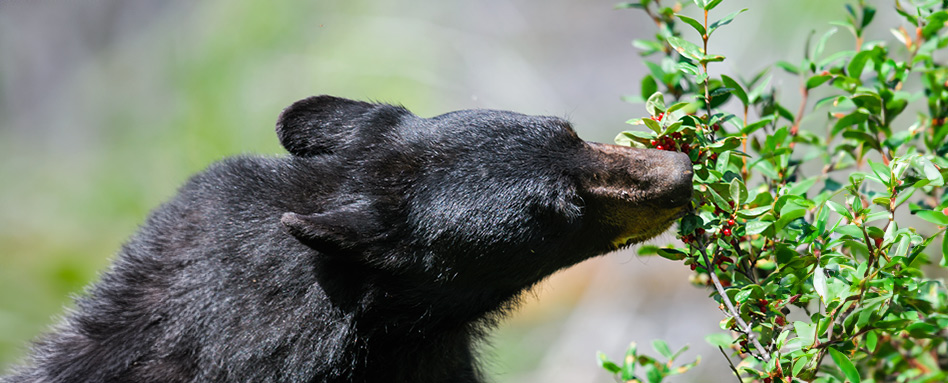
[
  {"left": 942, "top": 231, "right": 948, "bottom": 267},
  {"left": 677, "top": 15, "right": 706, "bottom": 37},
  {"left": 645, "top": 61, "right": 667, "bottom": 83},
  {"left": 866, "top": 330, "right": 878, "bottom": 352},
  {"left": 708, "top": 9, "right": 747, "bottom": 35},
  {"left": 615, "top": 130, "right": 655, "bottom": 148},
  {"left": 703, "top": 0, "right": 723, "bottom": 10},
  {"left": 667, "top": 36, "right": 705, "bottom": 61},
  {"left": 848, "top": 49, "right": 873, "bottom": 78},
  {"left": 907, "top": 322, "right": 940, "bottom": 338},
  {"left": 793, "top": 321, "right": 815, "bottom": 345},
  {"left": 919, "top": 157, "right": 945, "bottom": 186},
  {"left": 729, "top": 177, "right": 744, "bottom": 206},
  {"left": 633, "top": 39, "right": 666, "bottom": 55},
  {"left": 828, "top": 347, "right": 861, "bottom": 383},
  {"left": 805, "top": 74, "right": 833, "bottom": 90},
  {"left": 665, "top": 101, "right": 692, "bottom": 115},
  {"left": 811, "top": 28, "right": 838, "bottom": 61},
  {"left": 738, "top": 206, "right": 771, "bottom": 218},
  {"left": 867, "top": 159, "right": 890, "bottom": 185},
  {"left": 922, "top": 11, "right": 948, "bottom": 39},
  {"left": 721, "top": 75, "right": 748, "bottom": 107},
  {"left": 826, "top": 200, "right": 852, "bottom": 220},
  {"left": 622, "top": 343, "right": 638, "bottom": 381},
  {"left": 656, "top": 248, "right": 687, "bottom": 261},
  {"left": 652, "top": 339, "right": 673, "bottom": 359},
  {"left": 916, "top": 210, "right": 948, "bottom": 226},
  {"left": 670, "top": 344, "right": 690, "bottom": 362},
  {"left": 814, "top": 266, "right": 828, "bottom": 305},
  {"left": 741, "top": 117, "right": 774, "bottom": 135},
  {"left": 776, "top": 60, "right": 800, "bottom": 75},
  {"left": 707, "top": 136, "right": 742, "bottom": 152},
  {"left": 745, "top": 219, "right": 773, "bottom": 235},
  {"left": 641, "top": 75, "right": 659, "bottom": 101},
  {"left": 832, "top": 111, "right": 869, "bottom": 135},
  {"left": 860, "top": 6, "right": 876, "bottom": 29},
  {"left": 704, "top": 333, "right": 733, "bottom": 347},
  {"left": 643, "top": 363, "right": 662, "bottom": 383},
  {"left": 598, "top": 352, "right": 622, "bottom": 374},
  {"left": 646, "top": 92, "right": 666, "bottom": 116},
  {"left": 908, "top": 228, "right": 943, "bottom": 266},
  {"left": 615, "top": 2, "right": 647, "bottom": 9},
  {"left": 842, "top": 131, "right": 880, "bottom": 152},
  {"left": 643, "top": 118, "right": 662, "bottom": 133}
]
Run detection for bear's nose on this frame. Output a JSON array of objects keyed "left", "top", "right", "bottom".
[{"left": 646, "top": 149, "right": 693, "bottom": 207}]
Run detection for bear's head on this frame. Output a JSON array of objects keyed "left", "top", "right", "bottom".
[{"left": 275, "top": 96, "right": 692, "bottom": 310}]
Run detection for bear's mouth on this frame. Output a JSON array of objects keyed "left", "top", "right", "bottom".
[{"left": 607, "top": 204, "right": 691, "bottom": 249}]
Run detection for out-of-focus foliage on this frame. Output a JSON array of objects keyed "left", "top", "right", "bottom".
[{"left": 603, "top": 0, "right": 948, "bottom": 382}]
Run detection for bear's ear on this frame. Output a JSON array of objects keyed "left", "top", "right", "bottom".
[
  {"left": 281, "top": 208, "right": 379, "bottom": 255},
  {"left": 275, "top": 95, "right": 405, "bottom": 157}
]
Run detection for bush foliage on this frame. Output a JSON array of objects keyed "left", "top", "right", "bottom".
[{"left": 599, "top": 1, "right": 948, "bottom": 382}]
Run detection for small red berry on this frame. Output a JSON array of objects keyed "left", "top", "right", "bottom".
[
  {"left": 681, "top": 236, "right": 691, "bottom": 243},
  {"left": 650, "top": 140, "right": 658, "bottom": 147},
  {"left": 873, "top": 237, "right": 883, "bottom": 248},
  {"left": 763, "top": 378, "right": 772, "bottom": 383},
  {"left": 722, "top": 228, "right": 732, "bottom": 236},
  {"left": 775, "top": 316, "right": 786, "bottom": 326},
  {"left": 655, "top": 145, "right": 665, "bottom": 151},
  {"left": 690, "top": 263, "right": 697, "bottom": 271},
  {"left": 712, "top": 123, "right": 721, "bottom": 131},
  {"left": 820, "top": 70, "right": 830, "bottom": 76},
  {"left": 672, "top": 132, "right": 682, "bottom": 139},
  {"left": 942, "top": 207, "right": 948, "bottom": 215},
  {"left": 727, "top": 219, "right": 736, "bottom": 226},
  {"left": 696, "top": 228, "right": 705, "bottom": 235}
]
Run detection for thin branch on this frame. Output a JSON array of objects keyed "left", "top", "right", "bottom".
[
  {"left": 718, "top": 346, "right": 745, "bottom": 383},
  {"left": 698, "top": 241, "right": 771, "bottom": 362}
]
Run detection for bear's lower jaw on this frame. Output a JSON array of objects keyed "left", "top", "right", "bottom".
[{"left": 607, "top": 205, "right": 688, "bottom": 250}]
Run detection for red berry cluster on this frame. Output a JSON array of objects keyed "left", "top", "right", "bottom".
[
  {"left": 649, "top": 131, "right": 693, "bottom": 153},
  {"left": 679, "top": 227, "right": 705, "bottom": 244}
]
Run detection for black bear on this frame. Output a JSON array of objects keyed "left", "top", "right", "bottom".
[{"left": 2, "top": 96, "right": 693, "bottom": 383}]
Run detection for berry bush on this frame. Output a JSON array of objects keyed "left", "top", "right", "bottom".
[{"left": 598, "top": 1, "right": 948, "bottom": 382}]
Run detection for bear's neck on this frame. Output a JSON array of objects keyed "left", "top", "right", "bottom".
[{"left": 315, "top": 256, "right": 524, "bottom": 338}]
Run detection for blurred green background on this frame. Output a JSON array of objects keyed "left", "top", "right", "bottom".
[{"left": 0, "top": 0, "right": 856, "bottom": 381}]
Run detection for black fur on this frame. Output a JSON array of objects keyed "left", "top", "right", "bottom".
[{"left": 3, "top": 95, "right": 693, "bottom": 383}]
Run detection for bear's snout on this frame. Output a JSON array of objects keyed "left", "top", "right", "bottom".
[
  {"left": 583, "top": 142, "right": 693, "bottom": 208},
  {"left": 643, "top": 149, "right": 693, "bottom": 208}
]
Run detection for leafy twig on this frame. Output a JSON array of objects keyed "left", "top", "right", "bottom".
[{"left": 698, "top": 240, "right": 771, "bottom": 363}]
